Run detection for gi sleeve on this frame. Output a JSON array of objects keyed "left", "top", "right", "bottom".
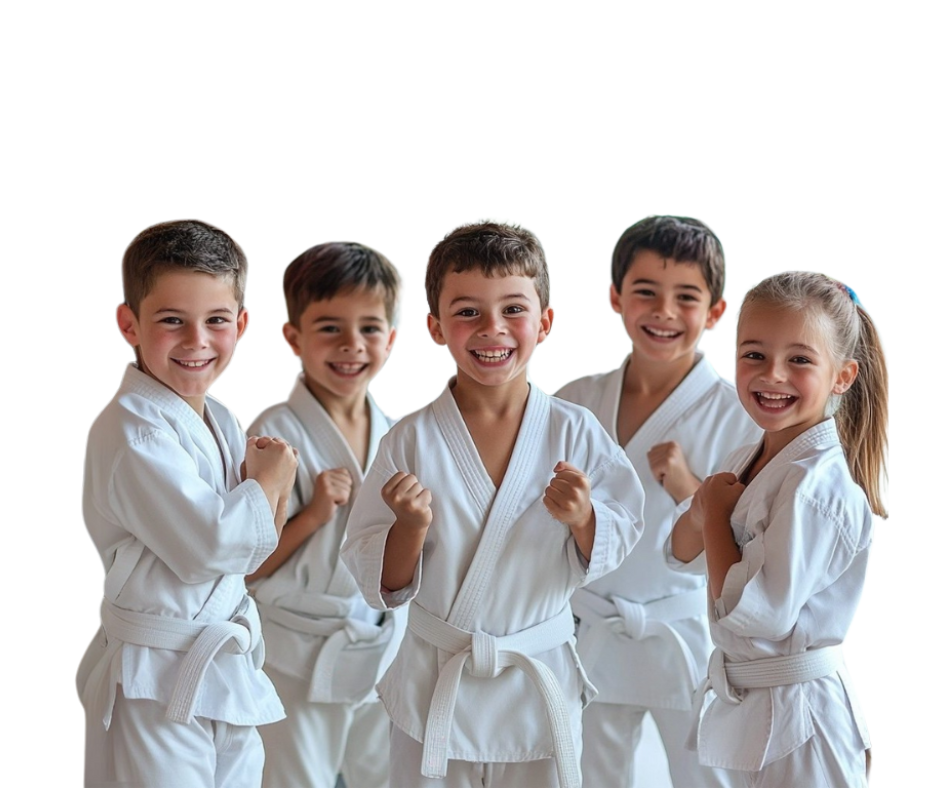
[
  {"left": 577, "top": 453, "right": 645, "bottom": 585},
  {"left": 108, "top": 429, "right": 277, "bottom": 583},
  {"left": 715, "top": 474, "right": 865, "bottom": 639},
  {"left": 342, "top": 450, "right": 421, "bottom": 610}
]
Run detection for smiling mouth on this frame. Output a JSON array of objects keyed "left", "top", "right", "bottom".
[
  {"left": 173, "top": 358, "right": 214, "bottom": 369},
  {"left": 642, "top": 326, "right": 681, "bottom": 339},
  {"left": 755, "top": 392, "right": 796, "bottom": 409},
  {"left": 329, "top": 362, "right": 368, "bottom": 376},
  {"left": 471, "top": 349, "right": 514, "bottom": 363}
]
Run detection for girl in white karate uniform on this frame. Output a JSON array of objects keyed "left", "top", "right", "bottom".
[{"left": 669, "top": 272, "right": 887, "bottom": 787}]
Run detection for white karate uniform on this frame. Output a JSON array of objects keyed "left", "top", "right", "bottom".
[
  {"left": 77, "top": 365, "right": 284, "bottom": 788},
  {"left": 341, "top": 382, "right": 645, "bottom": 788},
  {"left": 665, "top": 419, "right": 871, "bottom": 787},
  {"left": 248, "top": 376, "right": 404, "bottom": 788},
  {"left": 556, "top": 356, "right": 760, "bottom": 788}
]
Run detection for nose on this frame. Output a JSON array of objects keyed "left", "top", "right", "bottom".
[
  {"left": 759, "top": 357, "right": 787, "bottom": 382},
  {"left": 651, "top": 294, "right": 675, "bottom": 319},
  {"left": 182, "top": 322, "right": 209, "bottom": 349},
  {"left": 339, "top": 328, "right": 365, "bottom": 353},
  {"left": 478, "top": 310, "right": 507, "bottom": 337}
]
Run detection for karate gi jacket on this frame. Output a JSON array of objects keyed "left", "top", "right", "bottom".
[
  {"left": 249, "top": 375, "right": 404, "bottom": 705},
  {"left": 341, "top": 382, "right": 645, "bottom": 765},
  {"left": 78, "top": 365, "right": 284, "bottom": 729},
  {"left": 556, "top": 356, "right": 760, "bottom": 709},
  {"left": 666, "top": 419, "right": 872, "bottom": 770}
]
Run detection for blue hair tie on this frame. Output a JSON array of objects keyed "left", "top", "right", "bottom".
[{"left": 839, "top": 282, "right": 861, "bottom": 307}]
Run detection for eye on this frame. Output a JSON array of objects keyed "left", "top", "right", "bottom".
[
  {"left": 790, "top": 355, "right": 812, "bottom": 365},
  {"left": 319, "top": 325, "right": 341, "bottom": 333},
  {"left": 361, "top": 324, "right": 383, "bottom": 334},
  {"left": 455, "top": 308, "right": 478, "bottom": 318},
  {"left": 632, "top": 288, "right": 655, "bottom": 297},
  {"left": 741, "top": 351, "right": 764, "bottom": 361},
  {"left": 159, "top": 316, "right": 183, "bottom": 325},
  {"left": 678, "top": 293, "right": 701, "bottom": 303},
  {"left": 207, "top": 316, "right": 230, "bottom": 325},
  {"left": 504, "top": 305, "right": 525, "bottom": 315}
]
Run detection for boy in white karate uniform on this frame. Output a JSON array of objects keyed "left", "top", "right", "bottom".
[
  {"left": 556, "top": 216, "right": 760, "bottom": 788},
  {"left": 342, "top": 221, "right": 645, "bottom": 788},
  {"left": 77, "top": 220, "right": 298, "bottom": 788},
  {"left": 247, "top": 242, "right": 402, "bottom": 788}
]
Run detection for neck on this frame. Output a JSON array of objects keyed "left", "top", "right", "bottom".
[
  {"left": 623, "top": 351, "right": 698, "bottom": 396},
  {"left": 451, "top": 371, "right": 529, "bottom": 418},
  {"left": 305, "top": 377, "right": 369, "bottom": 423}
]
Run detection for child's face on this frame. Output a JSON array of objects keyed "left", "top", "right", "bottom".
[
  {"left": 117, "top": 270, "right": 246, "bottom": 415},
  {"left": 611, "top": 250, "right": 725, "bottom": 367},
  {"left": 284, "top": 288, "right": 396, "bottom": 407},
  {"left": 428, "top": 268, "right": 552, "bottom": 394},
  {"left": 736, "top": 305, "right": 857, "bottom": 444}
]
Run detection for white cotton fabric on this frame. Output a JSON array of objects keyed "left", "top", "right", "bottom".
[{"left": 341, "top": 382, "right": 645, "bottom": 766}]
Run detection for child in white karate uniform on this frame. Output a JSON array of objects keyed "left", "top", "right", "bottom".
[
  {"left": 669, "top": 272, "right": 887, "bottom": 787},
  {"left": 342, "top": 221, "right": 645, "bottom": 788},
  {"left": 77, "top": 220, "right": 298, "bottom": 788},
  {"left": 557, "top": 216, "right": 759, "bottom": 788},
  {"left": 248, "top": 242, "right": 402, "bottom": 788}
]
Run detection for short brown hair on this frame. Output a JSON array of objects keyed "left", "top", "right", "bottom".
[
  {"left": 283, "top": 242, "right": 400, "bottom": 326},
  {"left": 425, "top": 221, "right": 549, "bottom": 317},
  {"left": 612, "top": 216, "right": 725, "bottom": 305},
  {"left": 123, "top": 219, "right": 247, "bottom": 315}
]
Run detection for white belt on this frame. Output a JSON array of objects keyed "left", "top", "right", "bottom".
[
  {"left": 688, "top": 646, "right": 843, "bottom": 749},
  {"left": 102, "top": 596, "right": 261, "bottom": 724},
  {"left": 408, "top": 603, "right": 580, "bottom": 788},
  {"left": 572, "top": 587, "right": 704, "bottom": 692},
  {"left": 259, "top": 599, "right": 394, "bottom": 703}
]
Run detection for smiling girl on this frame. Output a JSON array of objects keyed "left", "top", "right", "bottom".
[{"left": 669, "top": 272, "right": 887, "bottom": 787}]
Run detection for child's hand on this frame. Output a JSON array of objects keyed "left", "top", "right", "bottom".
[
  {"left": 309, "top": 468, "right": 353, "bottom": 525},
  {"left": 544, "top": 461, "right": 595, "bottom": 532},
  {"left": 245, "top": 436, "right": 299, "bottom": 527},
  {"left": 382, "top": 472, "right": 433, "bottom": 531},
  {"left": 647, "top": 441, "right": 700, "bottom": 503},
  {"left": 689, "top": 472, "right": 745, "bottom": 532}
]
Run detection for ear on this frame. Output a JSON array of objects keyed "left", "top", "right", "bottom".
[
  {"left": 609, "top": 283, "right": 623, "bottom": 314},
  {"left": 537, "top": 307, "right": 554, "bottom": 343},
  {"left": 704, "top": 298, "right": 727, "bottom": 330},
  {"left": 386, "top": 326, "right": 398, "bottom": 353},
  {"left": 427, "top": 313, "right": 447, "bottom": 346},
  {"left": 282, "top": 322, "right": 302, "bottom": 356},
  {"left": 236, "top": 308, "right": 248, "bottom": 340},
  {"left": 832, "top": 359, "right": 859, "bottom": 395},
  {"left": 116, "top": 304, "right": 141, "bottom": 348}
]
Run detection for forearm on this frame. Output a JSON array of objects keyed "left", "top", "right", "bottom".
[
  {"left": 665, "top": 473, "right": 702, "bottom": 505},
  {"left": 246, "top": 505, "right": 325, "bottom": 582},
  {"left": 569, "top": 509, "right": 597, "bottom": 562},
  {"left": 381, "top": 521, "right": 429, "bottom": 591},
  {"left": 704, "top": 515, "right": 742, "bottom": 600},
  {"left": 670, "top": 510, "right": 705, "bottom": 563}
]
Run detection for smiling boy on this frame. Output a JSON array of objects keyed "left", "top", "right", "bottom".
[
  {"left": 342, "top": 221, "right": 644, "bottom": 788},
  {"left": 556, "top": 216, "right": 761, "bottom": 788},
  {"left": 77, "top": 220, "right": 298, "bottom": 788},
  {"left": 246, "top": 242, "right": 403, "bottom": 788}
]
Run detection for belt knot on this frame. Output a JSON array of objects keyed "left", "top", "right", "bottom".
[
  {"left": 612, "top": 597, "right": 647, "bottom": 639},
  {"left": 469, "top": 631, "right": 500, "bottom": 678}
]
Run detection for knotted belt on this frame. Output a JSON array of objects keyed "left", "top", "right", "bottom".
[
  {"left": 102, "top": 595, "right": 262, "bottom": 724},
  {"left": 258, "top": 596, "right": 395, "bottom": 704},
  {"left": 408, "top": 603, "right": 580, "bottom": 788},
  {"left": 688, "top": 645, "right": 843, "bottom": 748},
  {"left": 571, "top": 586, "right": 704, "bottom": 686}
]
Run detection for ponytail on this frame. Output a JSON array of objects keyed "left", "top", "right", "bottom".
[{"left": 835, "top": 306, "right": 888, "bottom": 517}]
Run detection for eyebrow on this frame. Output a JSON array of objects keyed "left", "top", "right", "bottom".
[
  {"left": 311, "top": 314, "right": 385, "bottom": 323},
  {"left": 739, "top": 339, "right": 819, "bottom": 353},
  {"left": 630, "top": 278, "right": 703, "bottom": 292},
  {"left": 154, "top": 306, "right": 235, "bottom": 315},
  {"left": 448, "top": 292, "right": 534, "bottom": 307}
]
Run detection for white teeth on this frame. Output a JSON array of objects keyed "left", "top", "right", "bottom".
[
  {"left": 472, "top": 349, "right": 512, "bottom": 362},
  {"left": 176, "top": 359, "right": 211, "bottom": 368},
  {"left": 758, "top": 392, "right": 793, "bottom": 400},
  {"left": 645, "top": 327, "right": 679, "bottom": 338},
  {"left": 330, "top": 363, "right": 366, "bottom": 374}
]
